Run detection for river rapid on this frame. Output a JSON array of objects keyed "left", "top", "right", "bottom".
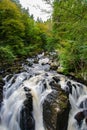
[{"left": 0, "top": 53, "right": 87, "bottom": 130}]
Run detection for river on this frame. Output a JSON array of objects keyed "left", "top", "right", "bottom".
[{"left": 0, "top": 53, "right": 87, "bottom": 130}]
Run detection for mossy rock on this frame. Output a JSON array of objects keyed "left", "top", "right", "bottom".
[{"left": 43, "top": 82, "right": 70, "bottom": 130}]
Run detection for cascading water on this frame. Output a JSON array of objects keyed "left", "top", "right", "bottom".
[
  {"left": 0, "top": 53, "right": 87, "bottom": 130},
  {"left": 0, "top": 54, "right": 57, "bottom": 130},
  {"left": 59, "top": 76, "right": 87, "bottom": 130},
  {"left": 67, "top": 82, "right": 87, "bottom": 130}
]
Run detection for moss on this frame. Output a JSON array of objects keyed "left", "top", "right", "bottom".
[{"left": 58, "top": 92, "right": 68, "bottom": 110}]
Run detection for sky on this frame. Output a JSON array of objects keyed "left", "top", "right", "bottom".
[{"left": 19, "top": 0, "right": 52, "bottom": 21}]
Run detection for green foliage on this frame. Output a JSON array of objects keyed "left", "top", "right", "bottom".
[
  {"left": 0, "top": 46, "right": 15, "bottom": 63},
  {"left": 0, "top": 0, "right": 51, "bottom": 67},
  {"left": 59, "top": 41, "right": 79, "bottom": 73},
  {"left": 37, "top": 19, "right": 54, "bottom": 51},
  {"left": 52, "top": 0, "right": 87, "bottom": 79},
  {"left": 45, "top": 37, "right": 56, "bottom": 51}
]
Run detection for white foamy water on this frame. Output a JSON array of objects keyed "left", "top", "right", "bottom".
[
  {"left": 57, "top": 74, "right": 87, "bottom": 130},
  {"left": 0, "top": 55, "right": 56, "bottom": 130},
  {"left": 67, "top": 83, "right": 87, "bottom": 130},
  {"left": 0, "top": 54, "right": 87, "bottom": 130}
]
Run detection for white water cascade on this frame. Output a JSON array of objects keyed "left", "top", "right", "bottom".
[
  {"left": 0, "top": 53, "right": 87, "bottom": 130},
  {"left": 57, "top": 74, "right": 87, "bottom": 130},
  {"left": 59, "top": 77, "right": 87, "bottom": 130},
  {"left": 0, "top": 55, "right": 57, "bottom": 130},
  {"left": 67, "top": 82, "right": 87, "bottom": 130}
]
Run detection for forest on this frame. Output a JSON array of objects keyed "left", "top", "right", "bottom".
[{"left": 0, "top": 0, "right": 87, "bottom": 80}]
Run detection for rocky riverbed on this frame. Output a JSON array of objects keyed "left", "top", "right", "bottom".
[{"left": 0, "top": 53, "right": 87, "bottom": 130}]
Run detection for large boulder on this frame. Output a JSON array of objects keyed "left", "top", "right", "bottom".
[
  {"left": 0, "top": 76, "right": 4, "bottom": 107},
  {"left": 43, "top": 81, "right": 70, "bottom": 130},
  {"left": 20, "top": 88, "right": 35, "bottom": 130}
]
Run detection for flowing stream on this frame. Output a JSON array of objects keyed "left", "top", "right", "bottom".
[
  {"left": 0, "top": 53, "right": 87, "bottom": 130},
  {"left": 60, "top": 77, "right": 87, "bottom": 130}
]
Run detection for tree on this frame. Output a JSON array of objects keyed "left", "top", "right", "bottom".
[
  {"left": 0, "top": 0, "right": 54, "bottom": 66},
  {"left": 52, "top": 0, "right": 87, "bottom": 79},
  {"left": 0, "top": 0, "right": 26, "bottom": 56}
]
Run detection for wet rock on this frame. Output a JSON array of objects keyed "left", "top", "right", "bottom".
[
  {"left": 24, "top": 87, "right": 31, "bottom": 92},
  {"left": 50, "top": 62, "right": 59, "bottom": 70},
  {"left": 74, "top": 110, "right": 87, "bottom": 126},
  {"left": 39, "top": 57, "right": 49, "bottom": 65},
  {"left": 53, "top": 76, "right": 60, "bottom": 83},
  {"left": 43, "top": 91, "right": 58, "bottom": 130},
  {"left": 33, "top": 58, "right": 38, "bottom": 64},
  {"left": 78, "top": 97, "right": 87, "bottom": 108},
  {"left": 64, "top": 74, "right": 87, "bottom": 86},
  {"left": 0, "top": 76, "right": 4, "bottom": 105},
  {"left": 43, "top": 83, "right": 70, "bottom": 130},
  {"left": 5, "top": 74, "right": 13, "bottom": 82},
  {"left": 56, "top": 101, "right": 70, "bottom": 130},
  {"left": 66, "top": 81, "right": 72, "bottom": 94},
  {"left": 75, "top": 111, "right": 84, "bottom": 123},
  {"left": 20, "top": 92, "right": 35, "bottom": 130},
  {"left": 25, "top": 59, "right": 33, "bottom": 67}
]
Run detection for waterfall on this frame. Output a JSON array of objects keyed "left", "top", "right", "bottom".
[
  {"left": 0, "top": 55, "right": 57, "bottom": 130},
  {"left": 56, "top": 75, "right": 87, "bottom": 130},
  {"left": 64, "top": 80, "right": 87, "bottom": 130},
  {"left": 0, "top": 53, "right": 87, "bottom": 130}
]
